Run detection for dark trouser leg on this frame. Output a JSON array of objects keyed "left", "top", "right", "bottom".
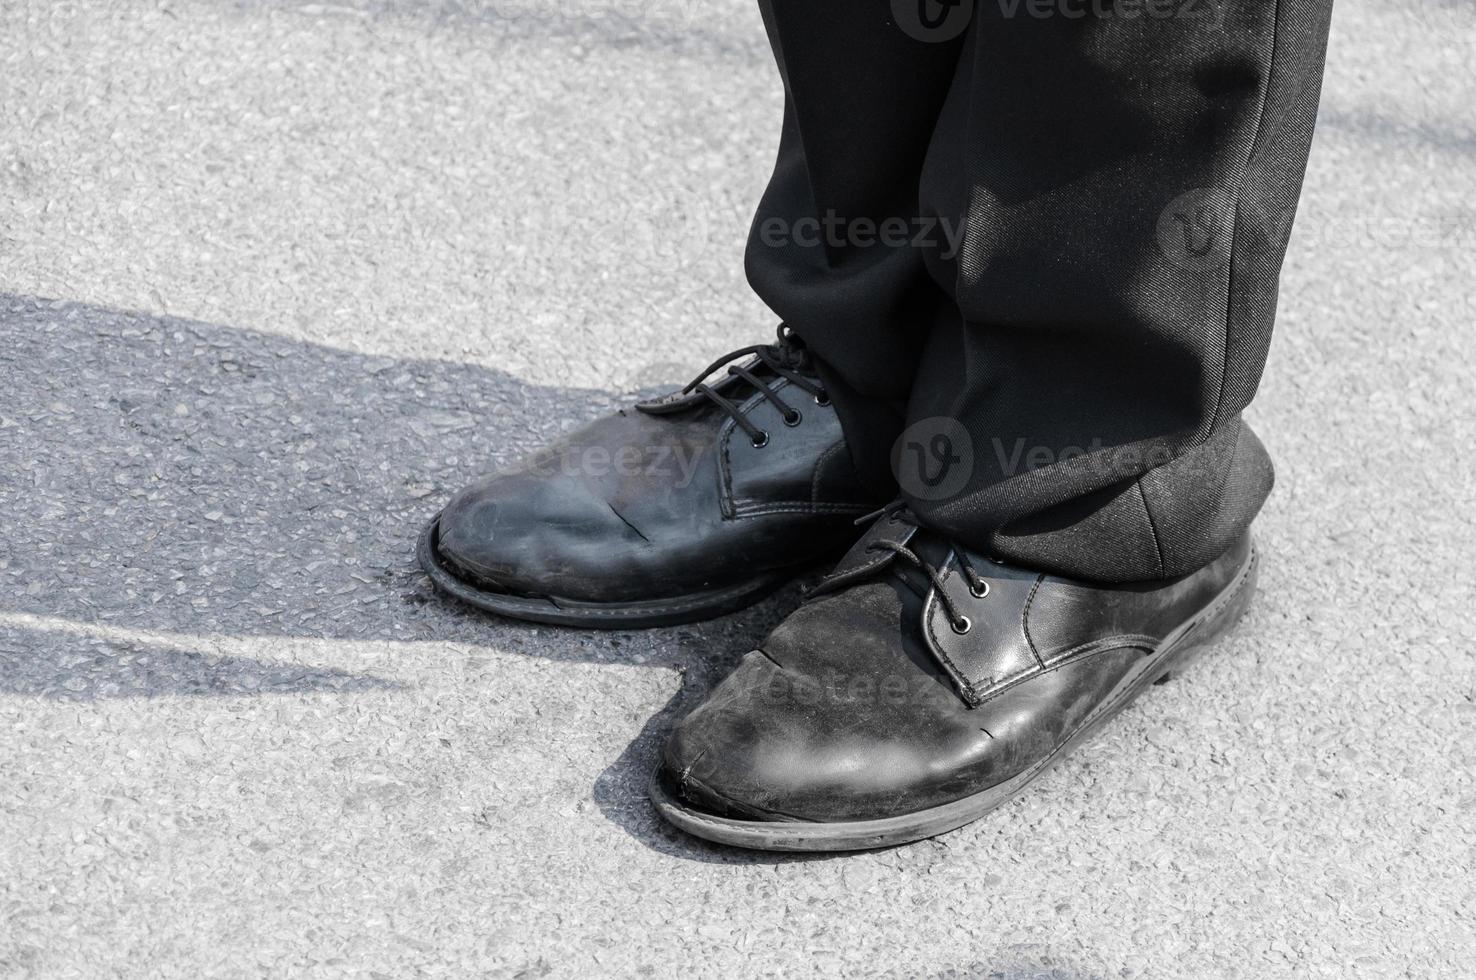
[
  {"left": 745, "top": 0, "right": 964, "bottom": 492},
  {"left": 904, "top": 0, "right": 1334, "bottom": 581}
]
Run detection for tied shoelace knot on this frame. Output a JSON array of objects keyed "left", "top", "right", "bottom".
[{"left": 638, "top": 324, "right": 829, "bottom": 447}]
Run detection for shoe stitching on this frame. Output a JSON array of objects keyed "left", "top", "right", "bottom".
[
  {"left": 1039, "top": 634, "right": 1161, "bottom": 669},
  {"left": 811, "top": 440, "right": 846, "bottom": 502},
  {"left": 922, "top": 557, "right": 1041, "bottom": 705},
  {"left": 730, "top": 501, "right": 876, "bottom": 519},
  {"left": 719, "top": 380, "right": 870, "bottom": 517},
  {"left": 941, "top": 548, "right": 1254, "bottom": 707},
  {"left": 717, "top": 379, "right": 790, "bottom": 517},
  {"left": 1020, "top": 573, "right": 1049, "bottom": 669}
]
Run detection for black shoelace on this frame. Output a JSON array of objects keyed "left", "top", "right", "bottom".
[
  {"left": 638, "top": 324, "right": 830, "bottom": 447},
  {"left": 807, "top": 505, "right": 992, "bottom": 635}
]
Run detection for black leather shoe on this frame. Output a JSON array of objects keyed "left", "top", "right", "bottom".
[
  {"left": 418, "top": 327, "right": 880, "bottom": 628},
  {"left": 651, "top": 508, "right": 1259, "bottom": 850}
]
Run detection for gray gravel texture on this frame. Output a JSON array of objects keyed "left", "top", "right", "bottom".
[{"left": 1, "top": 0, "right": 1473, "bottom": 977}]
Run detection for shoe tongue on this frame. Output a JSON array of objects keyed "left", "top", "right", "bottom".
[{"left": 791, "top": 514, "right": 936, "bottom": 645}]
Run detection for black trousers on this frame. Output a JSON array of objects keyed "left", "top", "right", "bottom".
[{"left": 746, "top": 0, "right": 1334, "bottom": 582}]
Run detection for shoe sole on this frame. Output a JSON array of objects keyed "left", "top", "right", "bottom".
[
  {"left": 649, "top": 542, "right": 1260, "bottom": 851},
  {"left": 417, "top": 514, "right": 818, "bottom": 629}
]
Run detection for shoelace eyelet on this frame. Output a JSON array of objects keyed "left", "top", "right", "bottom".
[
  {"left": 951, "top": 616, "right": 972, "bottom": 635},
  {"left": 751, "top": 431, "right": 770, "bottom": 448},
  {"left": 969, "top": 581, "right": 990, "bottom": 599},
  {"left": 783, "top": 410, "right": 802, "bottom": 427},
  {"left": 814, "top": 393, "right": 831, "bottom": 407}
]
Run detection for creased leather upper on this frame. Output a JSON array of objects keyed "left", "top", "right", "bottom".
[
  {"left": 924, "top": 534, "right": 1253, "bottom": 705},
  {"left": 434, "top": 373, "right": 875, "bottom": 603},
  {"left": 662, "top": 527, "right": 1255, "bottom": 823}
]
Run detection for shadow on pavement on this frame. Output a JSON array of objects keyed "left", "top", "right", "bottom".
[
  {"left": 2, "top": 292, "right": 638, "bottom": 648},
  {"left": 2, "top": 293, "right": 808, "bottom": 861}
]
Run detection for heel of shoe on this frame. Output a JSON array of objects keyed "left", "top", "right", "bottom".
[{"left": 1153, "top": 545, "right": 1259, "bottom": 685}]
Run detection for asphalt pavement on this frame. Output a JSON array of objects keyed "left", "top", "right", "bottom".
[{"left": 1, "top": 0, "right": 1472, "bottom": 976}]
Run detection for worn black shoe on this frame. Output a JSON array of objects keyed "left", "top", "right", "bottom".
[
  {"left": 651, "top": 508, "right": 1258, "bottom": 850},
  {"left": 418, "top": 327, "right": 881, "bottom": 628}
]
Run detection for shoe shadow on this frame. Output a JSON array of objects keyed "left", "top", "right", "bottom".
[
  {"left": 2, "top": 292, "right": 816, "bottom": 862},
  {"left": 1, "top": 291, "right": 629, "bottom": 649}
]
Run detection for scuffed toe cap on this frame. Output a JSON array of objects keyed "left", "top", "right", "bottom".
[
  {"left": 435, "top": 488, "right": 503, "bottom": 579},
  {"left": 436, "top": 479, "right": 536, "bottom": 592},
  {"left": 660, "top": 653, "right": 809, "bottom": 822},
  {"left": 433, "top": 468, "right": 614, "bottom": 598},
  {"left": 660, "top": 645, "right": 996, "bottom": 825}
]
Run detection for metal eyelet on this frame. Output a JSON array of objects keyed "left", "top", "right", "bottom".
[
  {"left": 969, "top": 581, "right": 990, "bottom": 599},
  {"left": 951, "top": 616, "right": 972, "bottom": 635},
  {"left": 751, "top": 431, "right": 770, "bottom": 448},
  {"left": 783, "top": 410, "right": 802, "bottom": 427},
  {"left": 814, "top": 392, "right": 831, "bottom": 407}
]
